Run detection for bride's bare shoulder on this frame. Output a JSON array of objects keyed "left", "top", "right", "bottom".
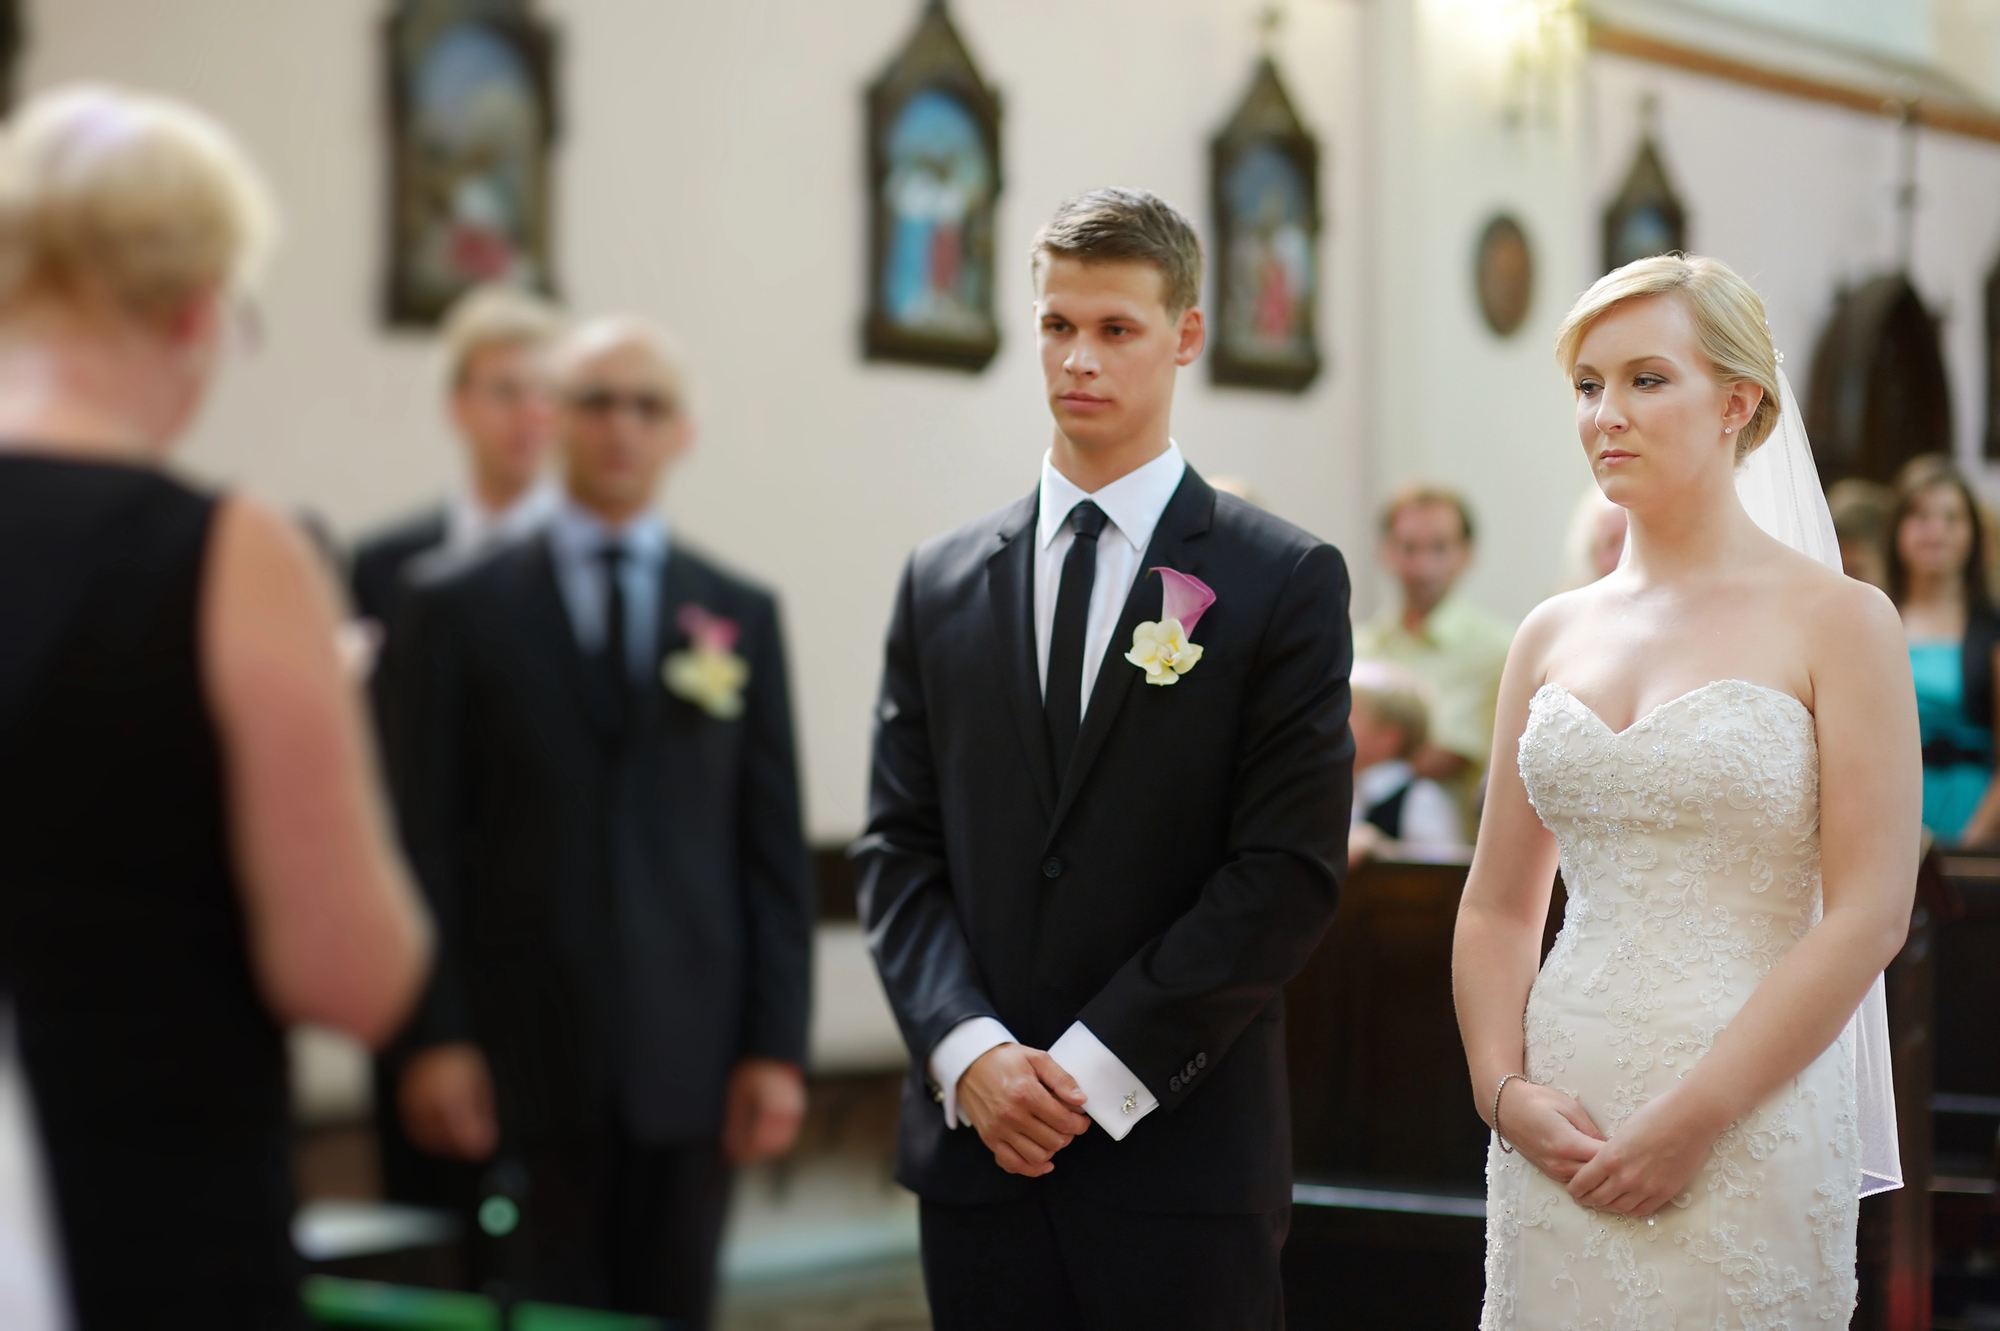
[
  {"left": 1506, "top": 582, "right": 1604, "bottom": 673},
  {"left": 1771, "top": 546, "right": 1901, "bottom": 649}
]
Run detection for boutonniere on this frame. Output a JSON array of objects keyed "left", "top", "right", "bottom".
[
  {"left": 1125, "top": 568, "right": 1216, "bottom": 687},
  {"left": 662, "top": 604, "right": 749, "bottom": 719}
]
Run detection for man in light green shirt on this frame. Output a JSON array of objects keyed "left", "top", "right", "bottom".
[{"left": 1356, "top": 486, "right": 1515, "bottom": 816}]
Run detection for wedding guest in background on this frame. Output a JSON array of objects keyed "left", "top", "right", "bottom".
[
  {"left": 1356, "top": 484, "right": 1514, "bottom": 810},
  {"left": 1347, "top": 661, "right": 1464, "bottom": 869},
  {"left": 1889, "top": 455, "right": 2000, "bottom": 846},
  {"left": 388, "top": 317, "right": 812, "bottom": 1325},
  {"left": 1829, "top": 477, "right": 1892, "bottom": 591},
  {"left": 349, "top": 283, "right": 563, "bottom": 630},
  {"left": 352, "top": 283, "right": 561, "bottom": 1221},
  {"left": 0, "top": 84, "right": 430, "bottom": 1328},
  {"left": 1556, "top": 484, "right": 1626, "bottom": 590}
]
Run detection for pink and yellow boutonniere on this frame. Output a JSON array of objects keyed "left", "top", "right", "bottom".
[
  {"left": 1125, "top": 568, "right": 1216, "bottom": 686},
  {"left": 662, "top": 604, "right": 749, "bottom": 719}
]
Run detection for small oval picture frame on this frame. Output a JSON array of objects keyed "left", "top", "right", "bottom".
[{"left": 1475, "top": 214, "right": 1533, "bottom": 338}]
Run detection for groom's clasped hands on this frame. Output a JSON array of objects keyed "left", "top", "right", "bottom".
[{"left": 957, "top": 1043, "right": 1093, "bottom": 1178}]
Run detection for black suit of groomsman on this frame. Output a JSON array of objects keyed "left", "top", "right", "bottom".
[
  {"left": 351, "top": 285, "right": 565, "bottom": 1223},
  {"left": 858, "top": 190, "right": 1353, "bottom": 1330},
  {"left": 387, "top": 319, "right": 812, "bottom": 1326}
]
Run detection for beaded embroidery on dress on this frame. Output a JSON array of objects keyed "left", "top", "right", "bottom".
[{"left": 1483, "top": 678, "right": 1859, "bottom": 1330}]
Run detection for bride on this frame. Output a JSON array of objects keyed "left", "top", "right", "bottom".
[{"left": 1453, "top": 253, "right": 1919, "bottom": 1327}]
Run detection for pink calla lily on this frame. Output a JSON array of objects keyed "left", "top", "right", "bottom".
[
  {"left": 676, "top": 603, "right": 741, "bottom": 653},
  {"left": 1153, "top": 568, "right": 1216, "bottom": 635}
]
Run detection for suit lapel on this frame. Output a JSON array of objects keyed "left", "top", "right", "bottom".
[
  {"left": 1045, "top": 469, "right": 1216, "bottom": 841},
  {"left": 986, "top": 494, "right": 1058, "bottom": 820}
]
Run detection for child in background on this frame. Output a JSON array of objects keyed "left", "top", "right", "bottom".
[{"left": 1348, "top": 660, "right": 1465, "bottom": 869}]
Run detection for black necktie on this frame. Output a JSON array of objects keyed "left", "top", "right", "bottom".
[
  {"left": 1045, "top": 501, "right": 1108, "bottom": 786},
  {"left": 597, "top": 542, "right": 630, "bottom": 730}
]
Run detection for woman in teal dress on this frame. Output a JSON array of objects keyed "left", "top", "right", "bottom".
[{"left": 1890, "top": 455, "right": 2000, "bottom": 845}]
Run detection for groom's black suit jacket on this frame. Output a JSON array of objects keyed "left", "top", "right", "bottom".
[
  {"left": 856, "top": 467, "right": 1353, "bottom": 1213},
  {"left": 386, "top": 534, "right": 813, "bottom": 1145}
]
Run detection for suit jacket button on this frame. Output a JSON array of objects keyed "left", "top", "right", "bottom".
[
  {"left": 1196, "top": 1052, "right": 1207, "bottom": 1069},
  {"left": 1170, "top": 1075, "right": 1181, "bottom": 1092},
  {"left": 1042, "top": 857, "right": 1063, "bottom": 879},
  {"left": 1184, "top": 1062, "right": 1196, "bottom": 1078}
]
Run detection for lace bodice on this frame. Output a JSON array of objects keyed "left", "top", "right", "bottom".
[{"left": 1484, "top": 677, "right": 1858, "bottom": 1329}]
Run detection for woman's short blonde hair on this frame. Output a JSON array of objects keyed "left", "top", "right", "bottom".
[
  {"left": 1554, "top": 254, "right": 1781, "bottom": 458},
  {"left": 0, "top": 84, "right": 277, "bottom": 324}
]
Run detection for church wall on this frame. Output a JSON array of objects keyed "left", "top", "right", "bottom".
[{"left": 23, "top": 0, "right": 1369, "bottom": 842}]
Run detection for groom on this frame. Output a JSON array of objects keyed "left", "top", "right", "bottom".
[{"left": 857, "top": 188, "right": 1353, "bottom": 1328}]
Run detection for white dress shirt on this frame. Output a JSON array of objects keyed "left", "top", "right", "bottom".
[
  {"left": 928, "top": 442, "right": 1187, "bottom": 1143},
  {"left": 1353, "top": 758, "right": 1465, "bottom": 852},
  {"left": 443, "top": 478, "right": 561, "bottom": 558},
  {"left": 544, "top": 498, "right": 671, "bottom": 682}
]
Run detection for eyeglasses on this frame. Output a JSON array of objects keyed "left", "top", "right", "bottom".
[{"left": 567, "top": 388, "right": 677, "bottom": 423}]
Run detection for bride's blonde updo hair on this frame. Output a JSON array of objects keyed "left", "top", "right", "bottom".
[
  {"left": 1554, "top": 253, "right": 1781, "bottom": 459},
  {"left": 0, "top": 84, "right": 276, "bottom": 325}
]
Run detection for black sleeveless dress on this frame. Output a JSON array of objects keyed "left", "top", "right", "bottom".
[{"left": 0, "top": 455, "right": 299, "bottom": 1328}]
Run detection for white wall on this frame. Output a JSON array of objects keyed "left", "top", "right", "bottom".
[
  {"left": 1365, "top": 0, "right": 1595, "bottom": 619},
  {"left": 23, "top": 0, "right": 1370, "bottom": 843}
]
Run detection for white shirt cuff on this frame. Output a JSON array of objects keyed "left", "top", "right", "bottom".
[
  {"left": 927, "top": 1016, "right": 1016, "bottom": 1130},
  {"left": 1048, "top": 1021, "right": 1157, "bottom": 1142}
]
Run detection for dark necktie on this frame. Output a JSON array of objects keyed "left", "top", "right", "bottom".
[
  {"left": 597, "top": 542, "right": 630, "bottom": 730},
  {"left": 1045, "top": 501, "right": 1108, "bottom": 786}
]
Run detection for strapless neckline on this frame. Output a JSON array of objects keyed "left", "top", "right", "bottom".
[{"left": 1536, "top": 676, "right": 1810, "bottom": 739}]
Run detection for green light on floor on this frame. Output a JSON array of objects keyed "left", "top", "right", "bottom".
[{"left": 477, "top": 1196, "right": 520, "bottom": 1237}]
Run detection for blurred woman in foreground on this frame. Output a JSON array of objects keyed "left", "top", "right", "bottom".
[{"left": 0, "top": 85, "right": 430, "bottom": 1327}]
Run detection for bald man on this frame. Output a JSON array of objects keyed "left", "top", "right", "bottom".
[{"left": 385, "top": 319, "right": 812, "bottom": 1324}]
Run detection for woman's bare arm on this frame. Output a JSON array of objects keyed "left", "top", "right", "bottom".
[
  {"left": 1453, "top": 596, "right": 1606, "bottom": 1183},
  {"left": 1567, "top": 574, "right": 1919, "bottom": 1216},
  {"left": 1952, "top": 644, "right": 2000, "bottom": 846},
  {"left": 201, "top": 496, "right": 431, "bottom": 1047}
]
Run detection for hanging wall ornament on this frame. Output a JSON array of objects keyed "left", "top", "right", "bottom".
[
  {"left": 1475, "top": 214, "right": 1533, "bottom": 338},
  {"left": 1601, "top": 101, "right": 1688, "bottom": 273},
  {"left": 1210, "top": 53, "right": 1323, "bottom": 393},
  {"left": 382, "top": 0, "right": 560, "bottom": 327},
  {"left": 863, "top": 0, "right": 1003, "bottom": 372}
]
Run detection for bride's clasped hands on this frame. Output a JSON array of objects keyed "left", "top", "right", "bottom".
[{"left": 1500, "top": 1076, "right": 1736, "bottom": 1220}]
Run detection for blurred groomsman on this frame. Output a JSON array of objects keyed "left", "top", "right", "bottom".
[
  {"left": 387, "top": 319, "right": 813, "bottom": 1324},
  {"left": 349, "top": 284, "right": 563, "bottom": 631},
  {"left": 354, "top": 284, "right": 562, "bottom": 1219}
]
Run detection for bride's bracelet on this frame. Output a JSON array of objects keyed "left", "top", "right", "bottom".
[{"left": 1492, "top": 1073, "right": 1528, "bottom": 1154}]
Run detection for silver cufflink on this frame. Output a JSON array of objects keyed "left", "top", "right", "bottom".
[{"left": 1122, "top": 1093, "right": 1137, "bottom": 1114}]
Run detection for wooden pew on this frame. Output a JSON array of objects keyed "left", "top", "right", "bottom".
[{"left": 1280, "top": 856, "right": 1486, "bottom": 1329}]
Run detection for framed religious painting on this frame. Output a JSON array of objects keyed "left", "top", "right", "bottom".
[
  {"left": 863, "top": 1, "right": 1003, "bottom": 371},
  {"left": 1602, "top": 132, "right": 1688, "bottom": 274},
  {"left": 1210, "top": 58, "right": 1322, "bottom": 393},
  {"left": 383, "top": 0, "right": 559, "bottom": 327},
  {"left": 1208, "top": 60, "right": 1320, "bottom": 391}
]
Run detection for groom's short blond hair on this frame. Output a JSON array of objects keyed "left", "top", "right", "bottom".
[{"left": 1554, "top": 253, "right": 1781, "bottom": 459}]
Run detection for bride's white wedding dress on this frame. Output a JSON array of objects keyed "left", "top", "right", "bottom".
[{"left": 1482, "top": 677, "right": 1859, "bottom": 1329}]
